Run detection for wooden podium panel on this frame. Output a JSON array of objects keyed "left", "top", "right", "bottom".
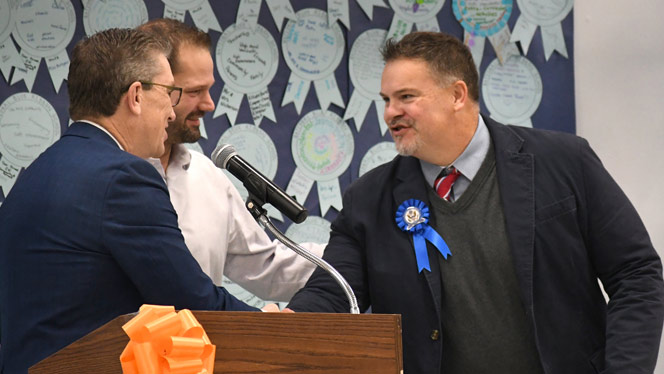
[{"left": 30, "top": 311, "right": 402, "bottom": 374}]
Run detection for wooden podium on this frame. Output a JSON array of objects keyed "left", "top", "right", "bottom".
[{"left": 29, "top": 311, "right": 403, "bottom": 373}]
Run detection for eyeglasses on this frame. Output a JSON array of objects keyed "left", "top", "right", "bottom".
[{"left": 139, "top": 81, "right": 182, "bottom": 107}]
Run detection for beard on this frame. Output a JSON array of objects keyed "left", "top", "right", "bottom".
[
  {"left": 390, "top": 119, "right": 422, "bottom": 156},
  {"left": 167, "top": 110, "right": 204, "bottom": 145},
  {"left": 394, "top": 135, "right": 423, "bottom": 156}
]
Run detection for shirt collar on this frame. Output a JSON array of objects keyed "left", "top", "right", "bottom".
[
  {"left": 77, "top": 120, "right": 124, "bottom": 150},
  {"left": 420, "top": 115, "right": 491, "bottom": 186},
  {"left": 147, "top": 143, "right": 192, "bottom": 181}
]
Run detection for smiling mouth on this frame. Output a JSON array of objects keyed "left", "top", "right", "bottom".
[
  {"left": 389, "top": 122, "right": 412, "bottom": 135},
  {"left": 186, "top": 111, "right": 206, "bottom": 124}
]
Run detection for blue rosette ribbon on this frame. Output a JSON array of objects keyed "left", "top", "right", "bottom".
[{"left": 395, "top": 199, "right": 452, "bottom": 272}]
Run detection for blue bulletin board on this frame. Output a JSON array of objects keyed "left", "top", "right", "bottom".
[{"left": 0, "top": 0, "right": 575, "bottom": 236}]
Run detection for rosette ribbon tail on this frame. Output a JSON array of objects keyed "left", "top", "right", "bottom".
[
  {"left": 412, "top": 233, "right": 431, "bottom": 272},
  {"left": 413, "top": 227, "right": 452, "bottom": 273}
]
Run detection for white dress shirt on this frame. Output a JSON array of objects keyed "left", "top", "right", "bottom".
[{"left": 148, "top": 144, "right": 324, "bottom": 302}]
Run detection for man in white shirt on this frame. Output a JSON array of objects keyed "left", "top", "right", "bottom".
[{"left": 137, "top": 19, "right": 324, "bottom": 302}]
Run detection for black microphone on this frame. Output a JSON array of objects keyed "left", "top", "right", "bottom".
[{"left": 211, "top": 144, "right": 308, "bottom": 224}]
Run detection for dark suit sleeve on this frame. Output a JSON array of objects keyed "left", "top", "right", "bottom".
[
  {"left": 579, "top": 139, "right": 664, "bottom": 372},
  {"left": 100, "top": 159, "right": 258, "bottom": 312},
  {"left": 288, "top": 185, "right": 371, "bottom": 313}
]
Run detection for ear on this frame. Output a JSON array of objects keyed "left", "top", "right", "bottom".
[
  {"left": 125, "top": 81, "right": 143, "bottom": 116},
  {"left": 451, "top": 80, "right": 469, "bottom": 111}
]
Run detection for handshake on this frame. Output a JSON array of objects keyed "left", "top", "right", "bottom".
[{"left": 261, "top": 303, "right": 294, "bottom": 313}]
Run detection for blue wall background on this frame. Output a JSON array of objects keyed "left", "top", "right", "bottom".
[{"left": 0, "top": 0, "right": 575, "bottom": 233}]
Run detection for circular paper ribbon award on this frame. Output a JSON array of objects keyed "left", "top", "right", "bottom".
[
  {"left": 12, "top": 0, "right": 76, "bottom": 92},
  {"left": 218, "top": 123, "right": 282, "bottom": 221},
  {"left": 160, "top": 0, "right": 221, "bottom": 33},
  {"left": 0, "top": 0, "right": 20, "bottom": 83},
  {"left": 482, "top": 55, "right": 542, "bottom": 128},
  {"left": 511, "top": 0, "right": 573, "bottom": 59},
  {"left": 452, "top": 0, "right": 519, "bottom": 66},
  {"left": 83, "top": 0, "right": 149, "bottom": 36},
  {"left": 344, "top": 28, "right": 388, "bottom": 134},
  {"left": 214, "top": 22, "right": 279, "bottom": 126},
  {"left": 396, "top": 199, "right": 451, "bottom": 273},
  {"left": 359, "top": 141, "right": 398, "bottom": 178},
  {"left": 0, "top": 93, "right": 61, "bottom": 196},
  {"left": 387, "top": 0, "right": 445, "bottom": 40},
  {"left": 286, "top": 110, "right": 354, "bottom": 217},
  {"left": 281, "top": 8, "right": 346, "bottom": 114}
]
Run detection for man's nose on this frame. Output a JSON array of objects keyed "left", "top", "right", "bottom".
[{"left": 200, "top": 90, "right": 215, "bottom": 113}]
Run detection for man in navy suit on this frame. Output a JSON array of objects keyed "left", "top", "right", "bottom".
[
  {"left": 0, "top": 28, "right": 258, "bottom": 373},
  {"left": 287, "top": 32, "right": 664, "bottom": 373}
]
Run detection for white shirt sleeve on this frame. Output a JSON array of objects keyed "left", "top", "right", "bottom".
[{"left": 165, "top": 148, "right": 325, "bottom": 302}]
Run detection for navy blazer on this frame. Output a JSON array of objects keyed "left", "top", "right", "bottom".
[
  {"left": 288, "top": 117, "right": 664, "bottom": 373},
  {"left": 0, "top": 123, "right": 257, "bottom": 373}
]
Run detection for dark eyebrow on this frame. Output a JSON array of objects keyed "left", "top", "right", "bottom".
[
  {"left": 183, "top": 85, "right": 207, "bottom": 91},
  {"left": 381, "top": 88, "right": 417, "bottom": 98}
]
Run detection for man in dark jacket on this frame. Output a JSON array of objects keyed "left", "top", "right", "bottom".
[{"left": 288, "top": 31, "right": 664, "bottom": 374}]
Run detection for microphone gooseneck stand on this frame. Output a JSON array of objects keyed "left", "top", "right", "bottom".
[{"left": 244, "top": 196, "right": 360, "bottom": 315}]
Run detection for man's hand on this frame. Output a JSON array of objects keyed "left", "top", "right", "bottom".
[{"left": 261, "top": 303, "right": 280, "bottom": 312}]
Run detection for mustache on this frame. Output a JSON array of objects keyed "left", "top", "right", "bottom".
[
  {"left": 389, "top": 117, "right": 414, "bottom": 127},
  {"left": 186, "top": 111, "right": 206, "bottom": 120}
]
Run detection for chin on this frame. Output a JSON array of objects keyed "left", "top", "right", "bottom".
[{"left": 395, "top": 142, "right": 417, "bottom": 156}]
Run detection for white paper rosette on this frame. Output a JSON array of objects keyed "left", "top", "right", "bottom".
[
  {"left": 510, "top": 0, "right": 573, "bottom": 60},
  {"left": 236, "top": 0, "right": 297, "bottom": 31},
  {"left": 386, "top": 0, "right": 445, "bottom": 41},
  {"left": 83, "top": 0, "right": 149, "bottom": 36},
  {"left": 452, "top": 0, "right": 520, "bottom": 67},
  {"left": 356, "top": 0, "right": 389, "bottom": 21},
  {"left": 281, "top": 8, "right": 346, "bottom": 114},
  {"left": 265, "top": 0, "right": 297, "bottom": 31},
  {"left": 214, "top": 23, "right": 279, "bottom": 126},
  {"left": 11, "top": 0, "right": 76, "bottom": 92},
  {"left": 0, "top": 0, "right": 20, "bottom": 82},
  {"left": 161, "top": 0, "right": 222, "bottom": 32},
  {"left": 286, "top": 110, "right": 354, "bottom": 216},
  {"left": 0, "top": 93, "right": 61, "bottom": 195},
  {"left": 359, "top": 141, "right": 398, "bottom": 177},
  {"left": 218, "top": 123, "right": 283, "bottom": 221},
  {"left": 481, "top": 55, "right": 542, "bottom": 128},
  {"left": 327, "top": 0, "right": 350, "bottom": 29},
  {"left": 344, "top": 28, "right": 388, "bottom": 134}
]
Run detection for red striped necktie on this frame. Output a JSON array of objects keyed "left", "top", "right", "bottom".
[{"left": 434, "top": 166, "right": 461, "bottom": 201}]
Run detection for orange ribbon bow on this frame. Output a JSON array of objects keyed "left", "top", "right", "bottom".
[{"left": 120, "top": 304, "right": 215, "bottom": 374}]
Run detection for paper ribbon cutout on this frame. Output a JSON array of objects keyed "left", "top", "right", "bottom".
[
  {"left": 237, "top": 0, "right": 261, "bottom": 28},
  {"left": 120, "top": 304, "right": 215, "bottom": 374},
  {"left": 265, "top": 0, "right": 297, "bottom": 32},
  {"left": 395, "top": 199, "right": 451, "bottom": 272},
  {"left": 510, "top": 0, "right": 573, "bottom": 60},
  {"left": 356, "top": 0, "right": 389, "bottom": 21},
  {"left": 162, "top": 0, "right": 222, "bottom": 33},
  {"left": 328, "top": 0, "right": 350, "bottom": 29}
]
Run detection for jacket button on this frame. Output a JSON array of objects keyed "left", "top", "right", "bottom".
[{"left": 430, "top": 329, "right": 439, "bottom": 340}]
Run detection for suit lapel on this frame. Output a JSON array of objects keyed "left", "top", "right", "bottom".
[
  {"left": 392, "top": 156, "right": 443, "bottom": 316},
  {"left": 486, "top": 117, "right": 536, "bottom": 311}
]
